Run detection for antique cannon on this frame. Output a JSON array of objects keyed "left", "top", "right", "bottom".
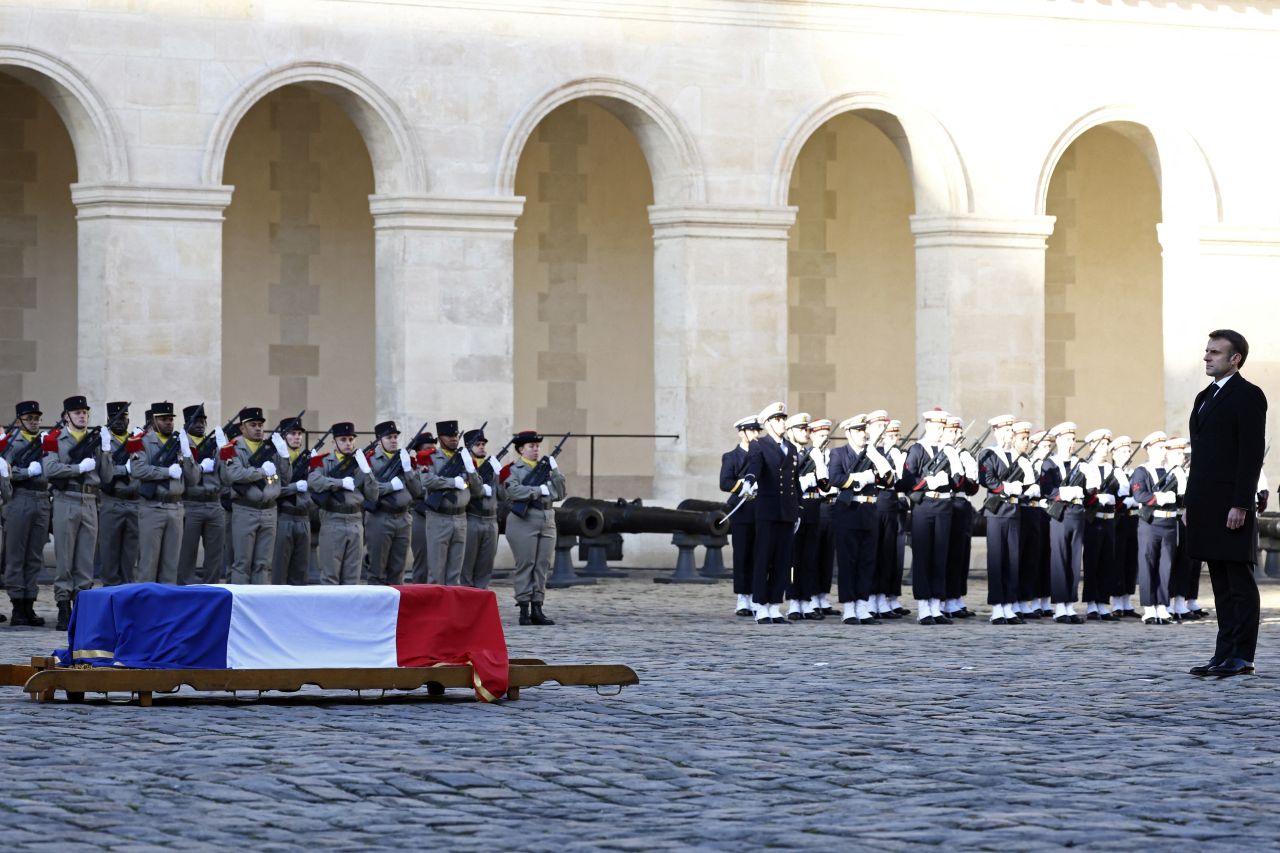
[
  {"left": 563, "top": 497, "right": 730, "bottom": 537},
  {"left": 556, "top": 498, "right": 730, "bottom": 584}
]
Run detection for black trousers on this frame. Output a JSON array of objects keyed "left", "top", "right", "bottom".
[
  {"left": 1137, "top": 519, "right": 1176, "bottom": 607},
  {"left": 985, "top": 513, "right": 1020, "bottom": 605},
  {"left": 1208, "top": 559, "right": 1260, "bottom": 663},
  {"left": 834, "top": 502, "right": 877, "bottom": 603},
  {"left": 946, "top": 499, "right": 974, "bottom": 600},
  {"left": 788, "top": 517, "right": 821, "bottom": 601},
  {"left": 1017, "top": 507, "right": 1042, "bottom": 602},
  {"left": 1114, "top": 514, "right": 1139, "bottom": 597},
  {"left": 817, "top": 502, "right": 836, "bottom": 596},
  {"left": 1171, "top": 521, "right": 1201, "bottom": 599},
  {"left": 910, "top": 497, "right": 950, "bottom": 601},
  {"left": 1048, "top": 507, "right": 1085, "bottom": 604},
  {"left": 753, "top": 520, "right": 794, "bottom": 606},
  {"left": 874, "top": 505, "right": 900, "bottom": 597},
  {"left": 1037, "top": 510, "right": 1052, "bottom": 598},
  {"left": 730, "top": 522, "right": 755, "bottom": 596},
  {"left": 1082, "top": 516, "right": 1117, "bottom": 604}
]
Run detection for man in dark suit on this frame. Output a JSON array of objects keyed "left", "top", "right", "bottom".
[
  {"left": 743, "top": 401, "right": 800, "bottom": 625},
  {"left": 1186, "top": 329, "right": 1267, "bottom": 677}
]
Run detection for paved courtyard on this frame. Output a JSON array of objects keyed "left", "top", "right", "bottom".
[{"left": 1, "top": 571, "right": 1279, "bottom": 850}]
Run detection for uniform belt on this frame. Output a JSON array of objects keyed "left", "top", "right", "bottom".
[
  {"left": 320, "top": 505, "right": 361, "bottom": 516},
  {"left": 1095, "top": 511, "right": 1116, "bottom": 520},
  {"left": 234, "top": 498, "right": 277, "bottom": 511},
  {"left": 279, "top": 505, "right": 311, "bottom": 518},
  {"left": 1152, "top": 509, "right": 1179, "bottom": 519},
  {"left": 184, "top": 494, "right": 222, "bottom": 503},
  {"left": 12, "top": 481, "right": 47, "bottom": 492},
  {"left": 846, "top": 495, "right": 877, "bottom": 504},
  {"left": 466, "top": 509, "right": 498, "bottom": 520},
  {"left": 802, "top": 494, "right": 824, "bottom": 501},
  {"left": 53, "top": 482, "right": 99, "bottom": 496},
  {"left": 428, "top": 505, "right": 467, "bottom": 517},
  {"left": 374, "top": 507, "right": 408, "bottom": 517},
  {"left": 147, "top": 494, "right": 184, "bottom": 505},
  {"left": 923, "top": 490, "right": 950, "bottom": 499}
]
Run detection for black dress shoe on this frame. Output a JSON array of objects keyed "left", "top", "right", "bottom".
[
  {"left": 772, "top": 617, "right": 789, "bottom": 625},
  {"left": 757, "top": 616, "right": 772, "bottom": 625},
  {"left": 934, "top": 614, "right": 953, "bottom": 625},
  {"left": 1068, "top": 614, "right": 1084, "bottom": 624},
  {"left": 1086, "top": 612, "right": 1100, "bottom": 621},
  {"left": 1021, "top": 609, "right": 1041, "bottom": 620},
  {"left": 1099, "top": 612, "right": 1118, "bottom": 622},
  {"left": 1183, "top": 610, "right": 1202, "bottom": 621},
  {"left": 811, "top": 610, "right": 826, "bottom": 621},
  {"left": 1208, "top": 658, "right": 1255, "bottom": 677},
  {"left": 1171, "top": 613, "right": 1184, "bottom": 624},
  {"left": 918, "top": 616, "right": 936, "bottom": 625},
  {"left": 953, "top": 608, "right": 975, "bottom": 619},
  {"left": 736, "top": 608, "right": 753, "bottom": 617},
  {"left": 843, "top": 616, "right": 859, "bottom": 625},
  {"left": 990, "top": 617, "right": 1007, "bottom": 625},
  {"left": 861, "top": 616, "right": 882, "bottom": 625},
  {"left": 1190, "top": 657, "right": 1226, "bottom": 676},
  {"left": 787, "top": 611, "right": 803, "bottom": 621},
  {"left": 893, "top": 607, "right": 911, "bottom": 616},
  {"left": 1008, "top": 614, "right": 1026, "bottom": 625},
  {"left": 1123, "top": 609, "right": 1141, "bottom": 618},
  {"left": 1142, "top": 616, "right": 1158, "bottom": 625},
  {"left": 878, "top": 610, "right": 902, "bottom": 620},
  {"left": 1054, "top": 615, "right": 1071, "bottom": 624},
  {"left": 821, "top": 606, "right": 837, "bottom": 616}
]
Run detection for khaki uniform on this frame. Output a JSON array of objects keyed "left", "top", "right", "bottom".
[
  {"left": 222, "top": 439, "right": 282, "bottom": 584},
  {"left": 44, "top": 428, "right": 109, "bottom": 603},
  {"left": 461, "top": 456, "right": 504, "bottom": 589},
  {"left": 99, "top": 432, "right": 140, "bottom": 586},
  {"left": 3, "top": 432, "right": 51, "bottom": 601},
  {"left": 418, "top": 448, "right": 483, "bottom": 585},
  {"left": 309, "top": 451, "right": 378, "bottom": 584},
  {"left": 272, "top": 449, "right": 314, "bottom": 585},
  {"left": 364, "top": 450, "right": 422, "bottom": 585},
  {"left": 502, "top": 457, "right": 567, "bottom": 604},
  {"left": 130, "top": 432, "right": 198, "bottom": 584},
  {"left": 178, "top": 436, "right": 226, "bottom": 584}
]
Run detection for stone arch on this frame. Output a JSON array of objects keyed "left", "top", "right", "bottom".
[
  {"left": 773, "top": 92, "right": 972, "bottom": 216},
  {"left": 1035, "top": 106, "right": 1222, "bottom": 225},
  {"left": 203, "top": 61, "right": 426, "bottom": 194},
  {"left": 496, "top": 77, "right": 706, "bottom": 205},
  {"left": 0, "top": 45, "right": 127, "bottom": 182}
]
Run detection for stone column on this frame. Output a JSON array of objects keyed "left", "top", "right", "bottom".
[
  {"left": 72, "top": 183, "right": 233, "bottom": 414},
  {"left": 368, "top": 194, "right": 525, "bottom": 433},
  {"left": 910, "top": 215, "right": 1057, "bottom": 425},
  {"left": 648, "top": 204, "right": 797, "bottom": 503}
]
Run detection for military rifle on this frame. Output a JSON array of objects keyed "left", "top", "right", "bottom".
[
  {"left": 65, "top": 425, "right": 104, "bottom": 464},
  {"left": 149, "top": 403, "right": 203, "bottom": 470},
  {"left": 965, "top": 423, "right": 993, "bottom": 454},
  {"left": 422, "top": 421, "right": 485, "bottom": 510},
  {"left": 291, "top": 425, "right": 332, "bottom": 483},
  {"left": 246, "top": 409, "right": 304, "bottom": 467},
  {"left": 509, "top": 433, "right": 571, "bottom": 519},
  {"left": 479, "top": 436, "right": 516, "bottom": 484},
  {"left": 196, "top": 413, "right": 241, "bottom": 463},
  {"left": 891, "top": 421, "right": 919, "bottom": 452}
]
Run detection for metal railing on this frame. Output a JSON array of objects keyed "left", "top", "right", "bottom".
[{"left": 540, "top": 433, "right": 680, "bottom": 499}]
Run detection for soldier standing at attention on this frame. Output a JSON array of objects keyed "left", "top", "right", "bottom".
[
  {"left": 4, "top": 401, "right": 49, "bottom": 627},
  {"left": 408, "top": 430, "right": 437, "bottom": 582},
  {"left": 364, "top": 420, "right": 420, "bottom": 585},
  {"left": 308, "top": 422, "right": 377, "bottom": 584},
  {"left": 44, "top": 395, "right": 109, "bottom": 629},
  {"left": 420, "top": 420, "right": 481, "bottom": 585},
  {"left": 1109, "top": 436, "right": 1141, "bottom": 618},
  {"left": 719, "top": 416, "right": 759, "bottom": 617},
  {"left": 942, "top": 416, "right": 980, "bottom": 619},
  {"left": 130, "top": 401, "right": 197, "bottom": 584},
  {"left": 1040, "top": 423, "right": 1092, "bottom": 624},
  {"left": 271, "top": 415, "right": 313, "bottom": 585},
  {"left": 903, "top": 408, "right": 956, "bottom": 625},
  {"left": 222, "top": 407, "right": 281, "bottom": 584},
  {"left": 460, "top": 428, "right": 502, "bottom": 589},
  {"left": 787, "top": 412, "right": 823, "bottom": 621},
  {"left": 743, "top": 402, "right": 799, "bottom": 625},
  {"left": 807, "top": 418, "right": 839, "bottom": 616},
  {"left": 978, "top": 414, "right": 1024, "bottom": 625},
  {"left": 502, "top": 430, "right": 565, "bottom": 625},
  {"left": 1079, "top": 428, "right": 1120, "bottom": 621},
  {"left": 98, "top": 401, "right": 140, "bottom": 587},
  {"left": 177, "top": 405, "right": 226, "bottom": 584},
  {"left": 876, "top": 417, "right": 911, "bottom": 618}
]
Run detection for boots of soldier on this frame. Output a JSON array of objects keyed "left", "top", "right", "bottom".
[
  {"left": 9, "top": 597, "right": 31, "bottom": 627},
  {"left": 518, "top": 601, "right": 532, "bottom": 626},
  {"left": 530, "top": 602, "right": 555, "bottom": 626},
  {"left": 25, "top": 599, "right": 45, "bottom": 628},
  {"left": 55, "top": 601, "right": 71, "bottom": 632}
]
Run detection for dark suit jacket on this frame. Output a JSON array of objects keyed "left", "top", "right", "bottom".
[
  {"left": 743, "top": 436, "right": 799, "bottom": 523},
  {"left": 719, "top": 445, "right": 755, "bottom": 526},
  {"left": 1186, "top": 372, "right": 1267, "bottom": 562}
]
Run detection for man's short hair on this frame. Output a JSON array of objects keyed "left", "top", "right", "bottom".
[{"left": 1208, "top": 329, "right": 1249, "bottom": 367}]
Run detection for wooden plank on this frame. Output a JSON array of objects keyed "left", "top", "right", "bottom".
[{"left": 0, "top": 664, "right": 38, "bottom": 687}]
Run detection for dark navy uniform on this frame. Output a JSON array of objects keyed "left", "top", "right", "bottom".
[
  {"left": 744, "top": 427, "right": 799, "bottom": 622},
  {"left": 979, "top": 444, "right": 1023, "bottom": 618},
  {"left": 828, "top": 434, "right": 882, "bottom": 622},
  {"left": 1040, "top": 443, "right": 1088, "bottom": 618},
  {"left": 1130, "top": 452, "right": 1179, "bottom": 619},
  {"left": 903, "top": 421, "right": 955, "bottom": 622},
  {"left": 719, "top": 444, "right": 755, "bottom": 604}
]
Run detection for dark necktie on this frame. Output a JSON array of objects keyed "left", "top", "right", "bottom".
[{"left": 1198, "top": 383, "right": 1219, "bottom": 414}]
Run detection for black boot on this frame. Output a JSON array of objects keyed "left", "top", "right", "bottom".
[
  {"left": 55, "top": 601, "right": 71, "bottom": 632},
  {"left": 530, "top": 602, "right": 555, "bottom": 626},
  {"left": 25, "top": 600, "right": 45, "bottom": 628},
  {"left": 9, "top": 597, "right": 31, "bottom": 627},
  {"left": 518, "top": 601, "right": 532, "bottom": 626}
]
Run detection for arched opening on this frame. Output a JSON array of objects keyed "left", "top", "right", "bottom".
[
  {"left": 512, "top": 99, "right": 656, "bottom": 496},
  {"left": 1043, "top": 123, "right": 1163, "bottom": 434},
  {"left": 220, "top": 85, "right": 375, "bottom": 429},
  {"left": 785, "top": 110, "right": 916, "bottom": 419},
  {"left": 0, "top": 71, "right": 78, "bottom": 404}
]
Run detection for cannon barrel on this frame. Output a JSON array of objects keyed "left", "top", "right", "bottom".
[
  {"left": 563, "top": 497, "right": 729, "bottom": 537},
  {"left": 677, "top": 498, "right": 728, "bottom": 515},
  {"left": 555, "top": 504, "right": 606, "bottom": 538},
  {"left": 1258, "top": 512, "right": 1280, "bottom": 539}
]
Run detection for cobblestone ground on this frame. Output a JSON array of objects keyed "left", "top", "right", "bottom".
[{"left": 1, "top": 571, "right": 1279, "bottom": 850}]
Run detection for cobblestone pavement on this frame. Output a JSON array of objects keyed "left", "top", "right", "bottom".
[{"left": 2, "top": 573, "right": 1279, "bottom": 850}]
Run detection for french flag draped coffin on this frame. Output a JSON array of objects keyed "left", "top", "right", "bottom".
[{"left": 58, "top": 584, "right": 509, "bottom": 701}]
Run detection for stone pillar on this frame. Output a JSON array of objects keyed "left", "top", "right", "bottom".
[
  {"left": 648, "top": 204, "right": 796, "bottom": 503},
  {"left": 910, "top": 215, "right": 1056, "bottom": 425},
  {"left": 368, "top": 194, "right": 525, "bottom": 433},
  {"left": 72, "top": 183, "right": 232, "bottom": 414}
]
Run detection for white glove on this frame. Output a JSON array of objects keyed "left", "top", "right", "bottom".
[
  {"left": 866, "top": 449, "right": 891, "bottom": 477},
  {"left": 354, "top": 451, "right": 372, "bottom": 475},
  {"left": 925, "top": 472, "right": 948, "bottom": 490},
  {"left": 488, "top": 456, "right": 503, "bottom": 475},
  {"left": 271, "top": 433, "right": 289, "bottom": 457},
  {"left": 1082, "top": 464, "right": 1101, "bottom": 490},
  {"left": 295, "top": 480, "right": 308, "bottom": 493},
  {"left": 1017, "top": 458, "right": 1034, "bottom": 478},
  {"left": 798, "top": 472, "right": 818, "bottom": 491},
  {"left": 453, "top": 475, "right": 467, "bottom": 490},
  {"left": 178, "top": 430, "right": 192, "bottom": 459},
  {"left": 942, "top": 446, "right": 962, "bottom": 470},
  {"left": 1156, "top": 491, "right": 1176, "bottom": 506},
  {"left": 1004, "top": 481, "right": 1023, "bottom": 496},
  {"left": 261, "top": 460, "right": 277, "bottom": 478},
  {"left": 167, "top": 463, "right": 182, "bottom": 480},
  {"left": 961, "top": 455, "right": 979, "bottom": 479},
  {"left": 390, "top": 476, "right": 405, "bottom": 492},
  {"left": 0, "top": 458, "right": 8, "bottom": 478},
  {"left": 214, "top": 427, "right": 228, "bottom": 448},
  {"left": 1058, "top": 486, "right": 1082, "bottom": 502},
  {"left": 77, "top": 457, "right": 96, "bottom": 474},
  {"left": 539, "top": 483, "right": 551, "bottom": 497},
  {"left": 27, "top": 461, "right": 41, "bottom": 477},
  {"left": 100, "top": 429, "right": 112, "bottom": 452},
  {"left": 1115, "top": 470, "right": 1130, "bottom": 492},
  {"left": 813, "top": 453, "right": 830, "bottom": 480},
  {"left": 399, "top": 448, "right": 412, "bottom": 473},
  {"left": 482, "top": 484, "right": 493, "bottom": 497},
  {"left": 1123, "top": 496, "right": 1139, "bottom": 510},
  {"left": 341, "top": 476, "right": 355, "bottom": 492},
  {"left": 853, "top": 470, "right": 877, "bottom": 488},
  {"left": 124, "top": 460, "right": 131, "bottom": 476},
  {"left": 1025, "top": 484, "right": 1041, "bottom": 499},
  {"left": 1097, "top": 493, "right": 1115, "bottom": 506},
  {"left": 1173, "top": 469, "right": 1187, "bottom": 493},
  {"left": 547, "top": 455, "right": 558, "bottom": 471},
  {"left": 200, "top": 458, "right": 215, "bottom": 474}
]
